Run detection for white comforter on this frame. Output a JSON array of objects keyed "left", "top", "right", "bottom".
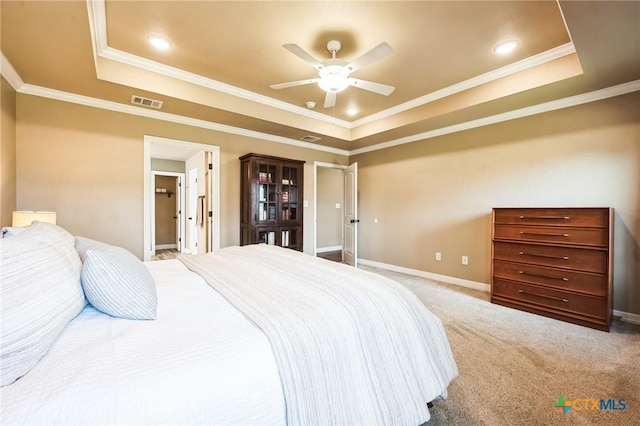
[
  {"left": 0, "top": 259, "right": 285, "bottom": 425},
  {"left": 180, "top": 245, "right": 458, "bottom": 426}
]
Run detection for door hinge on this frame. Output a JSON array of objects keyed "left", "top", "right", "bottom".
[
  {"left": 208, "top": 163, "right": 213, "bottom": 170},
  {"left": 209, "top": 211, "right": 213, "bottom": 218}
]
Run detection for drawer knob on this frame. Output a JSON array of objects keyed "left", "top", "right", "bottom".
[
  {"left": 518, "top": 271, "right": 569, "bottom": 281},
  {"left": 518, "top": 289, "right": 569, "bottom": 303}
]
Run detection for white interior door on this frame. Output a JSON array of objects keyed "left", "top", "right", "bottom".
[
  {"left": 343, "top": 162, "right": 358, "bottom": 267},
  {"left": 188, "top": 168, "right": 198, "bottom": 254},
  {"left": 175, "top": 175, "right": 184, "bottom": 252}
]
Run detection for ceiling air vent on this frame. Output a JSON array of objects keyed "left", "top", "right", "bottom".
[
  {"left": 131, "top": 95, "right": 163, "bottom": 109},
  {"left": 301, "top": 135, "right": 321, "bottom": 142}
]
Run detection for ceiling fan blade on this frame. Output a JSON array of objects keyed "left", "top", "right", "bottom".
[
  {"left": 283, "top": 44, "right": 324, "bottom": 70},
  {"left": 324, "top": 91, "right": 337, "bottom": 108},
  {"left": 346, "top": 42, "right": 393, "bottom": 73},
  {"left": 348, "top": 78, "right": 395, "bottom": 96},
  {"left": 270, "top": 78, "right": 319, "bottom": 90}
]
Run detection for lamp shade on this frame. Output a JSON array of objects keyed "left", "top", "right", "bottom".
[{"left": 12, "top": 211, "right": 57, "bottom": 227}]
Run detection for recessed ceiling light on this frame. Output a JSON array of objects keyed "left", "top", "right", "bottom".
[
  {"left": 493, "top": 40, "right": 518, "bottom": 55},
  {"left": 148, "top": 35, "right": 172, "bottom": 50},
  {"left": 346, "top": 108, "right": 358, "bottom": 116}
]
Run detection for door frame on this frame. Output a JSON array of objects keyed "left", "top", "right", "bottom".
[
  {"left": 313, "top": 162, "right": 348, "bottom": 258},
  {"left": 143, "top": 135, "right": 220, "bottom": 261},
  {"left": 151, "top": 171, "right": 185, "bottom": 255}
]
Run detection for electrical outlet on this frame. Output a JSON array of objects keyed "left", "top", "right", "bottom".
[
  {"left": 462, "top": 255, "right": 469, "bottom": 265},
  {"left": 435, "top": 252, "right": 442, "bottom": 261}
]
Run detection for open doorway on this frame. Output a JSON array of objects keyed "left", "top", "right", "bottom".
[
  {"left": 315, "top": 165, "right": 344, "bottom": 260},
  {"left": 152, "top": 172, "right": 185, "bottom": 257},
  {"left": 143, "top": 135, "right": 220, "bottom": 261},
  {"left": 313, "top": 162, "right": 358, "bottom": 266}
]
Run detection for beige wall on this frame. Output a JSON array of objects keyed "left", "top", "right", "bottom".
[
  {"left": 15, "top": 94, "right": 348, "bottom": 257},
  {"left": 151, "top": 159, "right": 185, "bottom": 173},
  {"left": 1, "top": 77, "right": 17, "bottom": 227},
  {"left": 316, "top": 167, "right": 343, "bottom": 249},
  {"left": 352, "top": 92, "right": 640, "bottom": 315}
]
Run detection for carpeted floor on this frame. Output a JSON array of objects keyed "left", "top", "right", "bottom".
[{"left": 360, "top": 266, "right": 640, "bottom": 426}]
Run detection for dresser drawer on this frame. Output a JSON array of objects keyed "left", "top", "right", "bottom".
[
  {"left": 494, "top": 208, "right": 609, "bottom": 228},
  {"left": 494, "top": 225, "right": 607, "bottom": 247},
  {"left": 492, "top": 278, "right": 607, "bottom": 321},
  {"left": 493, "top": 242, "right": 607, "bottom": 274},
  {"left": 493, "top": 260, "right": 607, "bottom": 296}
]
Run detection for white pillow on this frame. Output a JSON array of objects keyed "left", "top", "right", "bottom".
[
  {"left": 1, "top": 226, "right": 27, "bottom": 238},
  {"left": 0, "top": 222, "right": 85, "bottom": 387},
  {"left": 75, "top": 237, "right": 157, "bottom": 320}
]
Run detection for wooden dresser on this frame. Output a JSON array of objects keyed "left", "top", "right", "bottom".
[{"left": 491, "top": 208, "right": 613, "bottom": 331}]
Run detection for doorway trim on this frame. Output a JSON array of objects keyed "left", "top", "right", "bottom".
[
  {"left": 143, "top": 135, "right": 221, "bottom": 261},
  {"left": 313, "top": 161, "right": 348, "bottom": 257}
]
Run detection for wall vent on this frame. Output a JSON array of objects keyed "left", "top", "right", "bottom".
[
  {"left": 131, "top": 95, "right": 163, "bottom": 109},
  {"left": 301, "top": 135, "right": 321, "bottom": 142}
]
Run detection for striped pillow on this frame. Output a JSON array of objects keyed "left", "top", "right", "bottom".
[
  {"left": 75, "top": 237, "right": 157, "bottom": 320},
  {"left": 0, "top": 222, "right": 85, "bottom": 387}
]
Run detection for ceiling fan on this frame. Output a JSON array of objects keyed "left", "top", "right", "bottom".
[{"left": 270, "top": 40, "right": 395, "bottom": 108}]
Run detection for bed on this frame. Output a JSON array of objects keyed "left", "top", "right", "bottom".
[{"left": 0, "top": 222, "right": 457, "bottom": 425}]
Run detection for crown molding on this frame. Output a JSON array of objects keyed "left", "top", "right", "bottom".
[
  {"left": 351, "top": 43, "right": 577, "bottom": 127},
  {"left": 99, "top": 45, "right": 353, "bottom": 129},
  {"left": 1, "top": 52, "right": 25, "bottom": 91},
  {"left": 16, "top": 82, "right": 349, "bottom": 156},
  {"left": 2, "top": 46, "right": 348, "bottom": 156},
  {"left": 85, "top": 0, "right": 107, "bottom": 71},
  {"left": 350, "top": 79, "right": 640, "bottom": 156}
]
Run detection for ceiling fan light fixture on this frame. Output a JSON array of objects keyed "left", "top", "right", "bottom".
[
  {"left": 318, "top": 65, "right": 350, "bottom": 92},
  {"left": 272, "top": 40, "right": 395, "bottom": 107}
]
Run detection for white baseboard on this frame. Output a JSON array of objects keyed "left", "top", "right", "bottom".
[
  {"left": 357, "top": 258, "right": 491, "bottom": 292},
  {"left": 613, "top": 310, "right": 640, "bottom": 325},
  {"left": 317, "top": 245, "right": 342, "bottom": 253},
  {"left": 358, "top": 258, "right": 640, "bottom": 326},
  {"left": 156, "top": 244, "right": 177, "bottom": 250}
]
